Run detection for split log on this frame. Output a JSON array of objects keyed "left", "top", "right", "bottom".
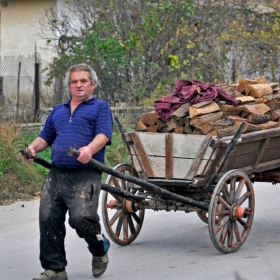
[
  {"left": 166, "top": 119, "right": 179, "bottom": 129},
  {"left": 235, "top": 96, "right": 255, "bottom": 104},
  {"left": 257, "top": 121, "right": 279, "bottom": 130},
  {"left": 216, "top": 126, "right": 238, "bottom": 137},
  {"left": 245, "top": 84, "right": 273, "bottom": 97},
  {"left": 160, "top": 127, "right": 174, "bottom": 133},
  {"left": 265, "top": 99, "right": 280, "bottom": 111},
  {"left": 183, "top": 117, "right": 193, "bottom": 134},
  {"left": 234, "top": 121, "right": 261, "bottom": 133},
  {"left": 189, "top": 102, "right": 220, "bottom": 119},
  {"left": 255, "top": 93, "right": 280, "bottom": 103},
  {"left": 147, "top": 125, "right": 158, "bottom": 132},
  {"left": 270, "top": 82, "right": 279, "bottom": 89},
  {"left": 174, "top": 127, "right": 184, "bottom": 134},
  {"left": 254, "top": 76, "right": 268, "bottom": 84},
  {"left": 135, "top": 121, "right": 147, "bottom": 131},
  {"left": 199, "top": 123, "right": 212, "bottom": 134},
  {"left": 170, "top": 103, "right": 190, "bottom": 120},
  {"left": 157, "top": 118, "right": 168, "bottom": 130},
  {"left": 241, "top": 103, "right": 271, "bottom": 115},
  {"left": 211, "top": 118, "right": 234, "bottom": 131},
  {"left": 226, "top": 115, "right": 248, "bottom": 122},
  {"left": 247, "top": 113, "right": 271, "bottom": 124},
  {"left": 238, "top": 77, "right": 258, "bottom": 93},
  {"left": 140, "top": 111, "right": 159, "bottom": 126},
  {"left": 271, "top": 109, "right": 280, "bottom": 120},
  {"left": 192, "top": 128, "right": 205, "bottom": 135},
  {"left": 190, "top": 111, "right": 223, "bottom": 128},
  {"left": 219, "top": 104, "right": 242, "bottom": 115}
]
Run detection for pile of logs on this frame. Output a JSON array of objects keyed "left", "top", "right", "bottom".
[{"left": 135, "top": 76, "right": 280, "bottom": 137}]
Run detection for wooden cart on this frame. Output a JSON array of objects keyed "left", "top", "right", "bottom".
[{"left": 96, "top": 121, "right": 280, "bottom": 254}]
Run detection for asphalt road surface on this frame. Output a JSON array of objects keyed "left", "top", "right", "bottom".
[{"left": 1, "top": 182, "right": 280, "bottom": 280}]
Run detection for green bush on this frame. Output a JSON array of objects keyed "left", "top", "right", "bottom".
[{"left": 0, "top": 120, "right": 131, "bottom": 204}]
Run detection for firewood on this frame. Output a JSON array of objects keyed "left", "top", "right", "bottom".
[
  {"left": 247, "top": 113, "right": 271, "bottom": 124},
  {"left": 216, "top": 126, "right": 238, "bottom": 137},
  {"left": 241, "top": 103, "right": 271, "bottom": 115},
  {"left": 257, "top": 121, "right": 278, "bottom": 130},
  {"left": 226, "top": 115, "right": 248, "bottom": 122},
  {"left": 234, "top": 120, "right": 261, "bottom": 133},
  {"left": 135, "top": 121, "right": 147, "bottom": 131},
  {"left": 254, "top": 76, "right": 268, "bottom": 84},
  {"left": 235, "top": 96, "right": 255, "bottom": 104},
  {"left": 192, "top": 128, "right": 205, "bottom": 135},
  {"left": 256, "top": 93, "right": 280, "bottom": 102},
  {"left": 199, "top": 123, "right": 212, "bottom": 134},
  {"left": 270, "top": 82, "right": 279, "bottom": 89},
  {"left": 157, "top": 118, "right": 168, "bottom": 130},
  {"left": 211, "top": 118, "right": 234, "bottom": 130},
  {"left": 174, "top": 127, "right": 184, "bottom": 134},
  {"left": 238, "top": 77, "right": 258, "bottom": 93},
  {"left": 219, "top": 104, "right": 242, "bottom": 115},
  {"left": 265, "top": 99, "right": 280, "bottom": 111},
  {"left": 190, "top": 111, "right": 223, "bottom": 128},
  {"left": 191, "top": 100, "right": 213, "bottom": 108},
  {"left": 183, "top": 117, "right": 193, "bottom": 134},
  {"left": 147, "top": 125, "right": 158, "bottom": 132},
  {"left": 166, "top": 119, "right": 179, "bottom": 129},
  {"left": 189, "top": 102, "right": 220, "bottom": 119},
  {"left": 170, "top": 103, "right": 190, "bottom": 120},
  {"left": 207, "top": 130, "right": 218, "bottom": 136},
  {"left": 140, "top": 111, "right": 159, "bottom": 126},
  {"left": 245, "top": 84, "right": 273, "bottom": 97},
  {"left": 271, "top": 109, "right": 280, "bottom": 121},
  {"left": 160, "top": 127, "right": 174, "bottom": 133}
]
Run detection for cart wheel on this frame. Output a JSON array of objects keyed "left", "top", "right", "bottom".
[
  {"left": 197, "top": 203, "right": 224, "bottom": 224},
  {"left": 101, "top": 163, "right": 145, "bottom": 246},
  {"left": 208, "top": 170, "right": 255, "bottom": 253}
]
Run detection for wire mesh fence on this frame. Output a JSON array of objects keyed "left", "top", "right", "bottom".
[{"left": 0, "top": 54, "right": 56, "bottom": 123}]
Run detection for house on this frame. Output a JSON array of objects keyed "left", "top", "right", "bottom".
[{"left": 0, "top": 0, "right": 62, "bottom": 60}]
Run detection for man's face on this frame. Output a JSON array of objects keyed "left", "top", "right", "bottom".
[{"left": 69, "top": 70, "right": 96, "bottom": 101}]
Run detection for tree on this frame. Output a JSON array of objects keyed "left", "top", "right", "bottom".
[{"left": 39, "top": 0, "right": 280, "bottom": 106}]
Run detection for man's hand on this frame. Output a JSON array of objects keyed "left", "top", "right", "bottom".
[
  {"left": 77, "top": 146, "right": 93, "bottom": 164},
  {"left": 21, "top": 146, "right": 35, "bottom": 164}
]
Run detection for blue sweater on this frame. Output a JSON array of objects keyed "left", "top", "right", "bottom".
[{"left": 39, "top": 97, "right": 113, "bottom": 168}]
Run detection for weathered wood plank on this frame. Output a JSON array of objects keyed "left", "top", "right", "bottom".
[
  {"left": 129, "top": 132, "right": 155, "bottom": 177},
  {"left": 165, "top": 134, "right": 173, "bottom": 179}
]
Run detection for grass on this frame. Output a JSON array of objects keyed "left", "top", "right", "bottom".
[{"left": 0, "top": 120, "right": 131, "bottom": 204}]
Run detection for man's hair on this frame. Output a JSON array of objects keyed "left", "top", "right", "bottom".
[{"left": 67, "top": 63, "right": 98, "bottom": 86}]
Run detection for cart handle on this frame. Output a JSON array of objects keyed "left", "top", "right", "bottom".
[{"left": 68, "top": 148, "right": 209, "bottom": 211}]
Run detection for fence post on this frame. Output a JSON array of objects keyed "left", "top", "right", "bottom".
[
  {"left": 33, "top": 62, "right": 40, "bottom": 122},
  {"left": 0, "top": 77, "right": 4, "bottom": 106}
]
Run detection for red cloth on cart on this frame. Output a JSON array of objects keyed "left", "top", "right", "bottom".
[{"left": 154, "top": 80, "right": 241, "bottom": 121}]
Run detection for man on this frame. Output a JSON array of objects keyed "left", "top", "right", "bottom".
[{"left": 22, "top": 63, "right": 113, "bottom": 280}]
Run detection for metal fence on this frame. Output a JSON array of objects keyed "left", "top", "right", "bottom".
[{"left": 0, "top": 54, "right": 57, "bottom": 123}]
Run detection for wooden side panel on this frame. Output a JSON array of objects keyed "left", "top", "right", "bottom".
[{"left": 129, "top": 132, "right": 214, "bottom": 179}]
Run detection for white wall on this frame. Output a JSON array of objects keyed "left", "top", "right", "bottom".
[{"left": 0, "top": 0, "right": 57, "bottom": 60}]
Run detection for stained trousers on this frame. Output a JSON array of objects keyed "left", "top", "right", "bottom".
[{"left": 39, "top": 167, "right": 106, "bottom": 271}]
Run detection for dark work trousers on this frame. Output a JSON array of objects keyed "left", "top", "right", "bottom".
[{"left": 39, "top": 166, "right": 106, "bottom": 271}]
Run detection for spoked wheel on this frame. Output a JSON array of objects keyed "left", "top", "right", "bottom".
[
  {"left": 101, "top": 164, "right": 145, "bottom": 246},
  {"left": 208, "top": 170, "right": 255, "bottom": 253},
  {"left": 197, "top": 203, "right": 224, "bottom": 224}
]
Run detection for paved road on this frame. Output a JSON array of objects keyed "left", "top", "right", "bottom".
[{"left": 1, "top": 182, "right": 280, "bottom": 280}]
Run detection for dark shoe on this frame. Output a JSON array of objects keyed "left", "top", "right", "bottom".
[
  {"left": 32, "top": 270, "right": 68, "bottom": 280},
  {"left": 92, "top": 252, "right": 109, "bottom": 278}
]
